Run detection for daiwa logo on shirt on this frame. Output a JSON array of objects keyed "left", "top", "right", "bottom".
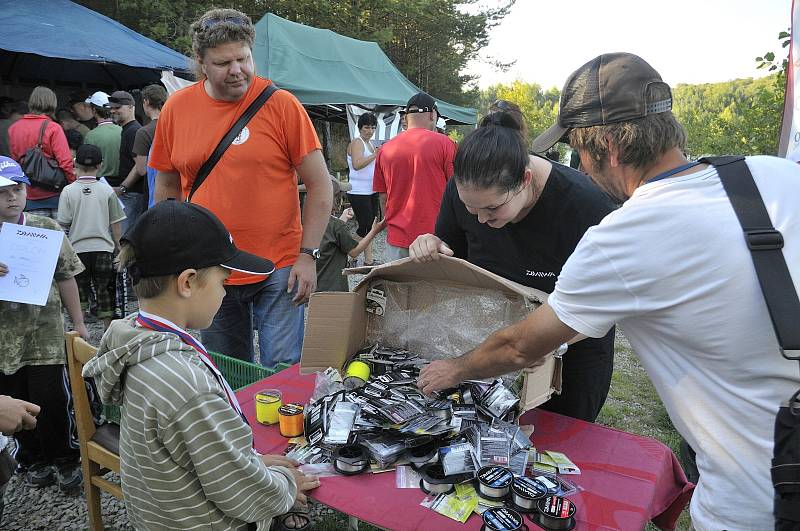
[{"left": 526, "top": 270, "right": 556, "bottom": 278}]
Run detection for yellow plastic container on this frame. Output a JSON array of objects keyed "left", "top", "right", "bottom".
[
  {"left": 345, "top": 360, "right": 371, "bottom": 383},
  {"left": 255, "top": 389, "right": 282, "bottom": 425}
]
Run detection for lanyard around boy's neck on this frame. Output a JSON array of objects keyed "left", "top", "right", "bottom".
[
  {"left": 135, "top": 311, "right": 249, "bottom": 427},
  {"left": 644, "top": 161, "right": 702, "bottom": 184}
]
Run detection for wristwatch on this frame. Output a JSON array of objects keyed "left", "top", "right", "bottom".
[
  {"left": 300, "top": 247, "right": 321, "bottom": 260},
  {"left": 119, "top": 185, "right": 128, "bottom": 194}
]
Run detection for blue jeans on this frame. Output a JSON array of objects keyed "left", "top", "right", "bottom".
[
  {"left": 201, "top": 266, "right": 305, "bottom": 366},
  {"left": 120, "top": 192, "right": 145, "bottom": 234}
]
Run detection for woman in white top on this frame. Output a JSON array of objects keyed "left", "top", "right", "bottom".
[{"left": 346, "top": 112, "right": 381, "bottom": 265}]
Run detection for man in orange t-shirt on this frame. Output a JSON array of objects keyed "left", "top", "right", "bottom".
[{"left": 151, "top": 8, "right": 332, "bottom": 366}]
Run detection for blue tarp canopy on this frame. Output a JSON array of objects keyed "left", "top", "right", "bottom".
[{"left": 0, "top": 0, "right": 191, "bottom": 88}]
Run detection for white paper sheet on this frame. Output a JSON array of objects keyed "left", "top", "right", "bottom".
[{"left": 0, "top": 222, "right": 63, "bottom": 306}]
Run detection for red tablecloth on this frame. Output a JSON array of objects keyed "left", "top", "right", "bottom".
[{"left": 237, "top": 365, "right": 693, "bottom": 531}]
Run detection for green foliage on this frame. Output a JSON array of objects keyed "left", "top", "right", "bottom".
[
  {"left": 74, "top": 0, "right": 514, "bottom": 106},
  {"left": 474, "top": 74, "right": 783, "bottom": 157},
  {"left": 672, "top": 75, "right": 783, "bottom": 156},
  {"left": 475, "top": 80, "right": 567, "bottom": 157},
  {"left": 756, "top": 28, "right": 790, "bottom": 78}
]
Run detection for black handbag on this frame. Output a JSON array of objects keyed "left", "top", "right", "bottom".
[
  {"left": 186, "top": 83, "right": 279, "bottom": 203},
  {"left": 21, "top": 120, "right": 68, "bottom": 192},
  {"left": 700, "top": 156, "right": 800, "bottom": 530}
]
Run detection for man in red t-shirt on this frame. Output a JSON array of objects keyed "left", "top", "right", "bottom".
[{"left": 373, "top": 92, "right": 457, "bottom": 261}]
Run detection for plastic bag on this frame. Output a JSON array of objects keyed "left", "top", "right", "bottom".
[{"left": 364, "top": 281, "right": 534, "bottom": 384}]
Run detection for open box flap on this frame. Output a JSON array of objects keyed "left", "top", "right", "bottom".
[{"left": 346, "top": 255, "right": 548, "bottom": 305}]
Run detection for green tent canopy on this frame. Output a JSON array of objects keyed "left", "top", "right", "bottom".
[{"left": 252, "top": 13, "right": 476, "bottom": 125}]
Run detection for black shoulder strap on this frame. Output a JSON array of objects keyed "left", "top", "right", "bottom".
[
  {"left": 36, "top": 119, "right": 49, "bottom": 147},
  {"left": 187, "top": 83, "right": 279, "bottom": 202},
  {"left": 700, "top": 156, "right": 800, "bottom": 359}
]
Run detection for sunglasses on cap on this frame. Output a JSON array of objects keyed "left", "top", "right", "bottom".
[
  {"left": 491, "top": 99, "right": 513, "bottom": 110},
  {"left": 400, "top": 106, "right": 437, "bottom": 115},
  {"left": 200, "top": 15, "right": 247, "bottom": 30}
]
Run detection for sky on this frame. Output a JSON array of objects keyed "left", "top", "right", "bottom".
[{"left": 465, "top": 0, "right": 791, "bottom": 90}]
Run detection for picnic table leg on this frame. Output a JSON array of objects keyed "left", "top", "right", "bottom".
[{"left": 348, "top": 515, "right": 359, "bottom": 530}]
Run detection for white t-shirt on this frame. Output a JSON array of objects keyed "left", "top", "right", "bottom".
[
  {"left": 347, "top": 137, "right": 376, "bottom": 195},
  {"left": 548, "top": 156, "right": 800, "bottom": 531}
]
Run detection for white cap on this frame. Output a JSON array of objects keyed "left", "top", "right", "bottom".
[
  {"left": 436, "top": 117, "right": 447, "bottom": 131},
  {"left": 85, "top": 91, "right": 110, "bottom": 107},
  {"left": 0, "top": 175, "right": 16, "bottom": 187}
]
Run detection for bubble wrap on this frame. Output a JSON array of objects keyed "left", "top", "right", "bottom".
[{"left": 364, "top": 280, "right": 536, "bottom": 382}]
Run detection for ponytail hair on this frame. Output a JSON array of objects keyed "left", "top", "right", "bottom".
[{"left": 454, "top": 104, "right": 529, "bottom": 193}]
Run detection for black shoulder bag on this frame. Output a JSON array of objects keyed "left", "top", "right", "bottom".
[
  {"left": 700, "top": 156, "right": 800, "bottom": 530},
  {"left": 21, "top": 119, "right": 68, "bottom": 192},
  {"left": 186, "top": 83, "right": 279, "bottom": 203}
]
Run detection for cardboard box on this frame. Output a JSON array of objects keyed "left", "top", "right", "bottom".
[{"left": 300, "top": 256, "right": 562, "bottom": 413}]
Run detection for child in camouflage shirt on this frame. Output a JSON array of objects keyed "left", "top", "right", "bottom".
[{"left": 0, "top": 157, "right": 88, "bottom": 492}]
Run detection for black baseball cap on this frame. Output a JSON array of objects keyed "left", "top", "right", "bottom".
[
  {"left": 122, "top": 200, "right": 275, "bottom": 282},
  {"left": 401, "top": 92, "right": 437, "bottom": 115},
  {"left": 75, "top": 144, "right": 103, "bottom": 166},
  {"left": 531, "top": 53, "right": 672, "bottom": 154},
  {"left": 108, "top": 90, "right": 135, "bottom": 107}
]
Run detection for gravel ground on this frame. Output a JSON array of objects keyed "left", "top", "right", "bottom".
[{"left": 0, "top": 223, "right": 386, "bottom": 530}]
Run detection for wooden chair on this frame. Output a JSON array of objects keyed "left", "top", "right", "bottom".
[{"left": 65, "top": 331, "right": 122, "bottom": 530}]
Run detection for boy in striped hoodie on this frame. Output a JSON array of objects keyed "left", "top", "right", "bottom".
[{"left": 83, "top": 201, "right": 319, "bottom": 530}]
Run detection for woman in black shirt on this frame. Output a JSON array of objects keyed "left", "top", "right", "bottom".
[{"left": 410, "top": 107, "right": 616, "bottom": 422}]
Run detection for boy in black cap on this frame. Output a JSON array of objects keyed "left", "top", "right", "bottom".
[
  {"left": 57, "top": 144, "right": 126, "bottom": 330},
  {"left": 83, "top": 201, "right": 319, "bottom": 530}
]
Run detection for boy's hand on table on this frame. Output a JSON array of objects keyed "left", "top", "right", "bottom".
[
  {"left": 0, "top": 262, "right": 7, "bottom": 277},
  {"left": 261, "top": 454, "right": 301, "bottom": 469},
  {"left": 260, "top": 454, "right": 320, "bottom": 504},
  {"left": 289, "top": 468, "right": 320, "bottom": 505}
]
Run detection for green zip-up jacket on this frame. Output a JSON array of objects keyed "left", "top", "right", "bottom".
[{"left": 83, "top": 315, "right": 296, "bottom": 530}]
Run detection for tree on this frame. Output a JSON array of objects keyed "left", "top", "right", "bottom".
[
  {"left": 476, "top": 80, "right": 565, "bottom": 157},
  {"left": 74, "top": 0, "right": 514, "bottom": 105},
  {"left": 476, "top": 75, "right": 783, "bottom": 158},
  {"left": 756, "top": 28, "right": 791, "bottom": 81},
  {"left": 672, "top": 76, "right": 782, "bottom": 156}
]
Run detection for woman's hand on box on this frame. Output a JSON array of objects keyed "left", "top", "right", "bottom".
[
  {"left": 418, "top": 358, "right": 463, "bottom": 395},
  {"left": 409, "top": 234, "right": 454, "bottom": 263}
]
